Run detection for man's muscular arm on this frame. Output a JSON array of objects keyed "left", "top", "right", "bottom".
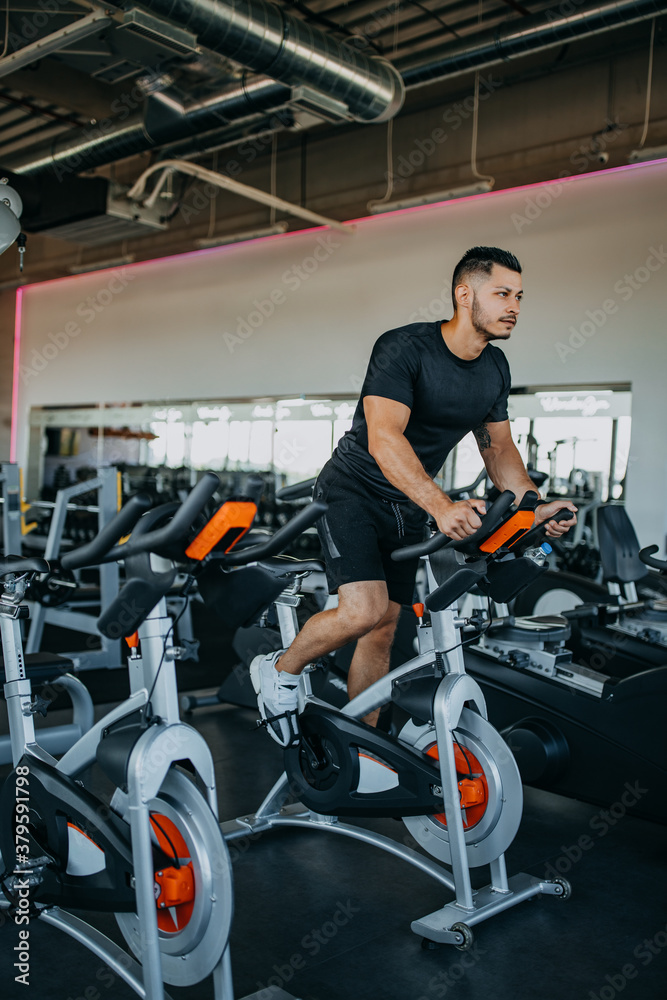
[
  {"left": 473, "top": 419, "right": 537, "bottom": 500},
  {"left": 474, "top": 419, "right": 577, "bottom": 538},
  {"left": 364, "top": 396, "right": 485, "bottom": 540}
]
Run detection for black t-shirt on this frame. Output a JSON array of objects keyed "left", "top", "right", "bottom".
[{"left": 331, "top": 321, "right": 511, "bottom": 501}]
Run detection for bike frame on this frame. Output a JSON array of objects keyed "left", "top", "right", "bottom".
[
  {"left": 1, "top": 579, "right": 234, "bottom": 1000},
  {"left": 222, "top": 557, "right": 565, "bottom": 945}
]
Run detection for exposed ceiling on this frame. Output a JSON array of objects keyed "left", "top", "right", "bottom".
[{"left": 0, "top": 0, "right": 665, "bottom": 266}]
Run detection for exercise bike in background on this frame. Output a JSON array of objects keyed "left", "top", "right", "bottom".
[
  {"left": 514, "top": 503, "right": 667, "bottom": 678},
  {"left": 463, "top": 513, "right": 667, "bottom": 824},
  {"left": 0, "top": 475, "right": 326, "bottom": 1000},
  {"left": 183, "top": 475, "right": 334, "bottom": 714}
]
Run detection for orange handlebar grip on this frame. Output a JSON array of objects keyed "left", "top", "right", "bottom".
[
  {"left": 480, "top": 510, "right": 535, "bottom": 553},
  {"left": 185, "top": 500, "right": 257, "bottom": 561}
]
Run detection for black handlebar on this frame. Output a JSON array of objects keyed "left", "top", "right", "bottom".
[
  {"left": 60, "top": 492, "right": 153, "bottom": 570},
  {"left": 243, "top": 473, "right": 265, "bottom": 506},
  {"left": 276, "top": 477, "right": 317, "bottom": 502},
  {"left": 390, "top": 529, "right": 450, "bottom": 563},
  {"left": 639, "top": 545, "right": 667, "bottom": 573},
  {"left": 511, "top": 507, "right": 575, "bottom": 553},
  {"left": 217, "top": 499, "right": 327, "bottom": 566},
  {"left": 391, "top": 490, "right": 516, "bottom": 563},
  {"left": 97, "top": 471, "right": 221, "bottom": 564}
]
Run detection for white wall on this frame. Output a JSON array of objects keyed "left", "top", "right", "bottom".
[{"left": 14, "top": 159, "right": 667, "bottom": 547}]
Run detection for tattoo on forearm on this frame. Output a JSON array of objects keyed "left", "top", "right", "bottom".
[{"left": 473, "top": 422, "right": 492, "bottom": 452}]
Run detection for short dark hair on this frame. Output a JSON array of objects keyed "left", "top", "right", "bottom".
[{"left": 451, "top": 247, "right": 522, "bottom": 310}]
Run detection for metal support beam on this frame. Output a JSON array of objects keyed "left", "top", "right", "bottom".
[{"left": 0, "top": 11, "right": 114, "bottom": 80}]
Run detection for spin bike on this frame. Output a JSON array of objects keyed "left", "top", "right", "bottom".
[
  {"left": 223, "top": 491, "right": 572, "bottom": 948},
  {"left": 0, "top": 473, "right": 325, "bottom": 1000}
]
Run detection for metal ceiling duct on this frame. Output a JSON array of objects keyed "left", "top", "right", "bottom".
[
  {"left": 136, "top": 0, "right": 405, "bottom": 123},
  {"left": 5, "top": 76, "right": 293, "bottom": 177},
  {"left": 401, "top": 0, "right": 667, "bottom": 89},
  {"left": 5, "top": 0, "right": 664, "bottom": 181},
  {"left": 5, "top": 0, "right": 404, "bottom": 178}
]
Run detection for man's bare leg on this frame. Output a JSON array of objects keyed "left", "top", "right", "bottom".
[
  {"left": 251, "top": 581, "right": 396, "bottom": 745},
  {"left": 276, "top": 580, "right": 390, "bottom": 676},
  {"left": 347, "top": 601, "right": 401, "bottom": 726}
]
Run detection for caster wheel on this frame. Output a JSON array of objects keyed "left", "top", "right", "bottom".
[
  {"left": 451, "top": 922, "right": 474, "bottom": 950},
  {"left": 421, "top": 938, "right": 439, "bottom": 951},
  {"left": 550, "top": 877, "right": 572, "bottom": 901}
]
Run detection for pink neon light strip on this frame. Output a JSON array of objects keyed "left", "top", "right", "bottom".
[
  {"left": 9, "top": 157, "right": 665, "bottom": 461},
  {"left": 16, "top": 158, "right": 666, "bottom": 292},
  {"left": 10, "top": 286, "right": 23, "bottom": 463},
  {"left": 346, "top": 157, "right": 667, "bottom": 225}
]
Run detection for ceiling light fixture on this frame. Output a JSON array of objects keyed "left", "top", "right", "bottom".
[
  {"left": 68, "top": 254, "right": 136, "bottom": 275},
  {"left": 195, "top": 222, "right": 289, "bottom": 248},
  {"left": 369, "top": 181, "right": 493, "bottom": 215},
  {"left": 627, "top": 145, "right": 667, "bottom": 164}
]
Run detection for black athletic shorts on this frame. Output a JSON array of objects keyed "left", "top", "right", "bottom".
[{"left": 314, "top": 461, "right": 427, "bottom": 606}]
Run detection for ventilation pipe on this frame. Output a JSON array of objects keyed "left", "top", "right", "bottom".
[
  {"left": 135, "top": 0, "right": 404, "bottom": 123},
  {"left": 5, "top": 0, "right": 664, "bottom": 179},
  {"left": 4, "top": 0, "right": 404, "bottom": 177},
  {"left": 401, "top": 0, "right": 666, "bottom": 89},
  {"left": 5, "top": 77, "right": 293, "bottom": 177}
]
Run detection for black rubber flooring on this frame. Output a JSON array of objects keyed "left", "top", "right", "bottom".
[{"left": 1, "top": 668, "right": 666, "bottom": 1000}]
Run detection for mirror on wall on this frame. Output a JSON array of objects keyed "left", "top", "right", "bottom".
[
  {"left": 29, "top": 384, "right": 631, "bottom": 506},
  {"left": 441, "top": 385, "right": 631, "bottom": 503}
]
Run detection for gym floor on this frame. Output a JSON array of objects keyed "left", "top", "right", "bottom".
[{"left": 1, "top": 625, "right": 666, "bottom": 1000}]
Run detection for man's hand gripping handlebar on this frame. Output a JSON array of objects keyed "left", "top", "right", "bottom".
[{"left": 392, "top": 491, "right": 574, "bottom": 614}]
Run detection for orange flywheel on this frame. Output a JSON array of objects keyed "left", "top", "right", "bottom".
[
  {"left": 150, "top": 813, "right": 195, "bottom": 933},
  {"left": 426, "top": 743, "right": 489, "bottom": 830}
]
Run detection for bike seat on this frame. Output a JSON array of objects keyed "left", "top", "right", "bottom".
[
  {"left": 276, "top": 478, "right": 317, "bottom": 501},
  {"left": 0, "top": 555, "right": 49, "bottom": 578},
  {"left": 597, "top": 504, "right": 646, "bottom": 584},
  {"left": 0, "top": 651, "right": 75, "bottom": 684},
  {"left": 257, "top": 555, "right": 325, "bottom": 577}
]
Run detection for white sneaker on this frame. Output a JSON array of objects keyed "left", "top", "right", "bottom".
[{"left": 249, "top": 649, "right": 300, "bottom": 747}]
